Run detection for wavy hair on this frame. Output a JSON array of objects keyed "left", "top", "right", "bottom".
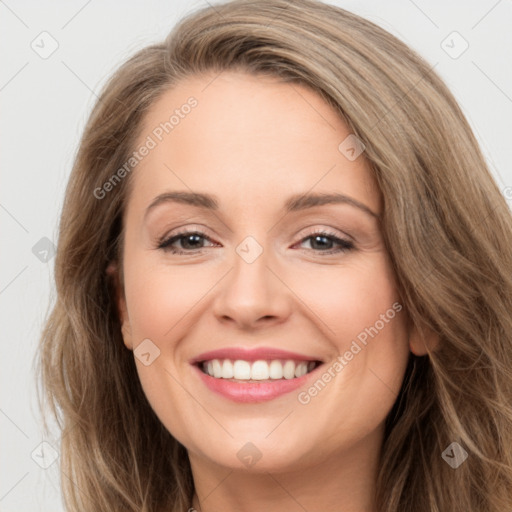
[{"left": 37, "top": 0, "right": 512, "bottom": 510}]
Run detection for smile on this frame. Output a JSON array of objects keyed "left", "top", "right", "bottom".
[
  {"left": 200, "top": 358, "right": 320, "bottom": 380},
  {"left": 190, "top": 347, "right": 325, "bottom": 403}
]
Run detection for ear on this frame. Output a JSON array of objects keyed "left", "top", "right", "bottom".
[
  {"left": 408, "top": 319, "right": 440, "bottom": 356},
  {"left": 106, "top": 261, "right": 133, "bottom": 350}
]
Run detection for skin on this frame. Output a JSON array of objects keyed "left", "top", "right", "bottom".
[{"left": 110, "top": 71, "right": 437, "bottom": 512}]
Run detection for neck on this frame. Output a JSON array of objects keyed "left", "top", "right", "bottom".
[{"left": 189, "top": 424, "right": 384, "bottom": 512}]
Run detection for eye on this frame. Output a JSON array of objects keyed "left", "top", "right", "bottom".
[
  {"left": 157, "top": 228, "right": 354, "bottom": 256},
  {"left": 157, "top": 229, "right": 216, "bottom": 254},
  {"left": 294, "top": 230, "right": 354, "bottom": 255}
]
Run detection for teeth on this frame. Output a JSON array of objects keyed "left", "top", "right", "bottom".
[
  {"left": 233, "top": 360, "right": 251, "bottom": 379},
  {"left": 283, "top": 360, "right": 295, "bottom": 379},
  {"left": 294, "top": 362, "right": 308, "bottom": 377},
  {"left": 201, "top": 359, "right": 318, "bottom": 380},
  {"left": 212, "top": 359, "right": 223, "bottom": 378},
  {"left": 221, "top": 359, "right": 234, "bottom": 379},
  {"left": 269, "top": 360, "right": 283, "bottom": 379},
  {"left": 251, "top": 360, "right": 269, "bottom": 380}
]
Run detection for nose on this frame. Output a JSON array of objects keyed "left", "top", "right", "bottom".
[{"left": 212, "top": 243, "right": 292, "bottom": 330}]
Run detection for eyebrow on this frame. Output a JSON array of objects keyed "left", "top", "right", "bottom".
[{"left": 144, "top": 190, "right": 378, "bottom": 220}]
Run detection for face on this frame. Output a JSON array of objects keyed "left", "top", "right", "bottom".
[{"left": 114, "top": 71, "right": 413, "bottom": 473}]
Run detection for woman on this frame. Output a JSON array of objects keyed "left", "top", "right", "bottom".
[{"left": 37, "top": 0, "right": 512, "bottom": 510}]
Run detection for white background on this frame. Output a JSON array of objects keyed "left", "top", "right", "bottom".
[{"left": 1, "top": 1, "right": 511, "bottom": 510}]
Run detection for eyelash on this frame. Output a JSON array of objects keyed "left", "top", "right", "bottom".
[{"left": 156, "top": 229, "right": 355, "bottom": 256}]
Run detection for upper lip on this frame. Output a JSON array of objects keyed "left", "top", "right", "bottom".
[{"left": 190, "top": 347, "right": 323, "bottom": 364}]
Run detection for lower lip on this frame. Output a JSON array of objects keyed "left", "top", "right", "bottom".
[{"left": 193, "top": 364, "right": 319, "bottom": 403}]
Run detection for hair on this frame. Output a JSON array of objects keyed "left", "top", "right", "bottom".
[{"left": 36, "top": 0, "right": 512, "bottom": 510}]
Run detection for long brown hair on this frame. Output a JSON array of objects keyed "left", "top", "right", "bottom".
[{"left": 37, "top": 0, "right": 512, "bottom": 510}]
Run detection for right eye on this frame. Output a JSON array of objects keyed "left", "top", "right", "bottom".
[{"left": 157, "top": 230, "right": 217, "bottom": 254}]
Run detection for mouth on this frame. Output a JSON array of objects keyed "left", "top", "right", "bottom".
[
  {"left": 190, "top": 347, "right": 325, "bottom": 402},
  {"left": 196, "top": 358, "right": 322, "bottom": 382}
]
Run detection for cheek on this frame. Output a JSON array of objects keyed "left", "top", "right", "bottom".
[
  {"left": 292, "top": 255, "right": 410, "bottom": 404},
  {"left": 124, "top": 259, "right": 208, "bottom": 342},
  {"left": 290, "top": 256, "right": 401, "bottom": 342},
  {"left": 121, "top": 257, "right": 203, "bottom": 445}
]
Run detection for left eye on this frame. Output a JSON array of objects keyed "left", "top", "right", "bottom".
[
  {"left": 297, "top": 232, "right": 354, "bottom": 254},
  {"left": 157, "top": 230, "right": 354, "bottom": 255}
]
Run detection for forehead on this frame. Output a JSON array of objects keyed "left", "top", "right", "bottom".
[{"left": 126, "top": 70, "right": 381, "bottom": 218}]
